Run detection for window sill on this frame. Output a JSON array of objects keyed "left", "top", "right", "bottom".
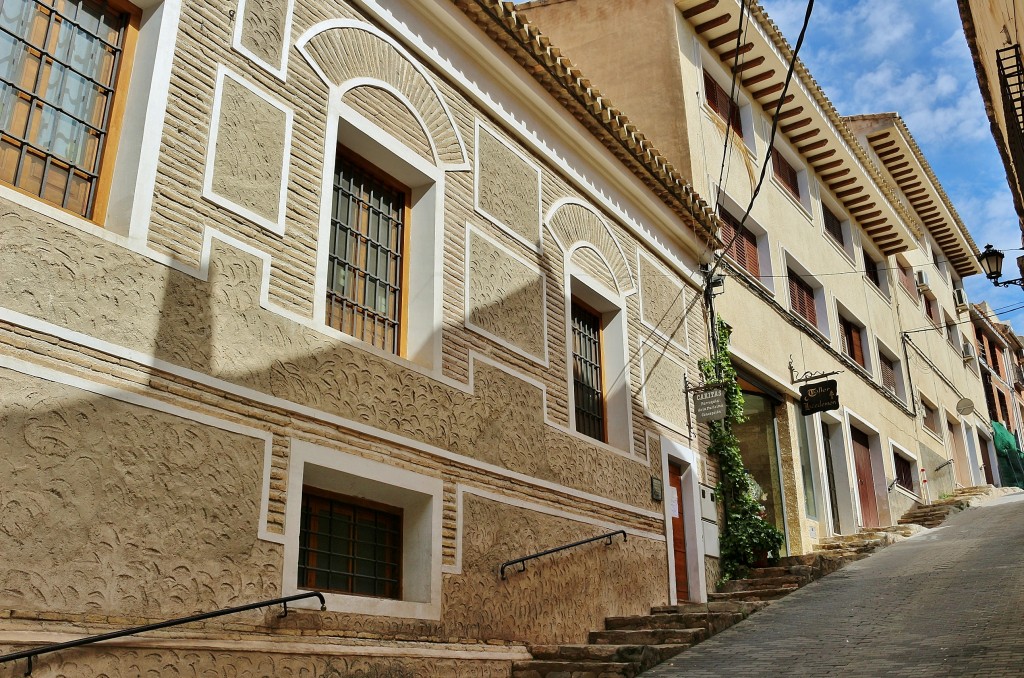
[
  {"left": 922, "top": 426, "right": 944, "bottom": 444},
  {"left": 823, "top": 234, "right": 856, "bottom": 265},
  {"left": 725, "top": 256, "right": 775, "bottom": 297},
  {"left": 864, "top": 277, "right": 891, "bottom": 303},
  {"left": 790, "top": 312, "right": 829, "bottom": 342},
  {"left": 897, "top": 284, "right": 920, "bottom": 305},
  {"left": 770, "top": 175, "right": 812, "bottom": 219},
  {"left": 701, "top": 104, "right": 751, "bottom": 151},
  {"left": 893, "top": 484, "right": 920, "bottom": 502}
]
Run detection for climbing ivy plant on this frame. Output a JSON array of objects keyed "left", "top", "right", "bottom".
[{"left": 700, "top": 318, "right": 784, "bottom": 582}]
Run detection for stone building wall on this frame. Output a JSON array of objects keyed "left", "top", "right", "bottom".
[{"left": 0, "top": 0, "right": 716, "bottom": 672}]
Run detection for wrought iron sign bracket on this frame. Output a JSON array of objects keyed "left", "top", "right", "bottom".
[{"left": 789, "top": 356, "right": 843, "bottom": 384}]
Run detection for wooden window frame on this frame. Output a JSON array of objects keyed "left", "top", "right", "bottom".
[
  {"left": 571, "top": 297, "right": 607, "bottom": 443},
  {"left": 897, "top": 262, "right": 918, "bottom": 300},
  {"left": 771, "top": 148, "right": 801, "bottom": 199},
  {"left": 326, "top": 146, "right": 412, "bottom": 356},
  {"left": 703, "top": 69, "right": 743, "bottom": 138},
  {"left": 822, "top": 205, "right": 845, "bottom": 248},
  {"left": 922, "top": 401, "right": 939, "bottom": 434},
  {"left": 719, "top": 207, "right": 760, "bottom": 277},
  {"left": 298, "top": 485, "right": 403, "bottom": 600},
  {"left": 893, "top": 453, "right": 915, "bottom": 493},
  {"left": 879, "top": 353, "right": 898, "bottom": 394},
  {"left": 0, "top": 0, "right": 141, "bottom": 222},
  {"left": 787, "top": 268, "right": 817, "bottom": 327},
  {"left": 839, "top": 316, "right": 865, "bottom": 368}
]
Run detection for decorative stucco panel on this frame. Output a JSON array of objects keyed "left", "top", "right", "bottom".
[
  {"left": 476, "top": 127, "right": 540, "bottom": 246},
  {"left": 238, "top": 0, "right": 290, "bottom": 67},
  {"left": 343, "top": 85, "right": 433, "bottom": 161},
  {"left": 442, "top": 493, "right": 667, "bottom": 644},
  {"left": 0, "top": 215, "right": 647, "bottom": 507},
  {"left": 640, "top": 254, "right": 691, "bottom": 348},
  {"left": 548, "top": 202, "right": 633, "bottom": 294},
  {"left": 302, "top": 26, "right": 465, "bottom": 165},
  {"left": 0, "top": 368, "right": 280, "bottom": 618},
  {"left": 642, "top": 344, "right": 689, "bottom": 433},
  {"left": 210, "top": 76, "right": 288, "bottom": 224},
  {"left": 467, "top": 230, "right": 545, "bottom": 359}
]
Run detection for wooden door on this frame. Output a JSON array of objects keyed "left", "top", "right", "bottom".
[
  {"left": 980, "top": 433, "right": 995, "bottom": 485},
  {"left": 948, "top": 422, "right": 971, "bottom": 487},
  {"left": 668, "top": 462, "right": 689, "bottom": 601},
  {"left": 851, "top": 428, "right": 879, "bottom": 528}
]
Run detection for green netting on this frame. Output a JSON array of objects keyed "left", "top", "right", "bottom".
[{"left": 991, "top": 421, "right": 1024, "bottom": 489}]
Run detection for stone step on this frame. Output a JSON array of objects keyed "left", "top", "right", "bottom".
[
  {"left": 651, "top": 600, "right": 768, "bottom": 615},
  {"left": 817, "top": 538, "right": 883, "bottom": 550},
  {"left": 512, "top": 659, "right": 638, "bottom": 678},
  {"left": 589, "top": 628, "right": 706, "bottom": 646},
  {"left": 708, "top": 585, "right": 799, "bottom": 602},
  {"left": 605, "top": 612, "right": 739, "bottom": 632},
  {"left": 719, "top": 575, "right": 807, "bottom": 593}
]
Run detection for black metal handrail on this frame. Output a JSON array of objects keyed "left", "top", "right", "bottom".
[
  {"left": 0, "top": 591, "right": 326, "bottom": 675},
  {"left": 499, "top": 530, "right": 626, "bottom": 580}
]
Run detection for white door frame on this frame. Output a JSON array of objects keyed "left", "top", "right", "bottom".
[{"left": 660, "top": 435, "right": 707, "bottom": 604}]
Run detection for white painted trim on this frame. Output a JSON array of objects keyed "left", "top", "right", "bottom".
[
  {"left": 545, "top": 196, "right": 637, "bottom": 296},
  {"left": 0, "top": 301, "right": 660, "bottom": 522},
  {"left": 201, "top": 66, "right": 293, "bottom": 236},
  {"left": 231, "top": 0, "right": 295, "bottom": 80},
  {"left": 311, "top": 97, "right": 446, "bottom": 374},
  {"left": 283, "top": 439, "right": 444, "bottom": 619},
  {"left": 727, "top": 347, "right": 801, "bottom": 398},
  {"left": 660, "top": 433, "right": 708, "bottom": 604},
  {"left": 463, "top": 223, "right": 548, "bottom": 366},
  {"left": 294, "top": 18, "right": 469, "bottom": 169},
  {"left": 0, "top": 352, "right": 282, "bottom": 545},
  {"left": 442, "top": 484, "right": 665, "bottom": 576},
  {"left": 843, "top": 406, "right": 888, "bottom": 527},
  {"left": 636, "top": 248, "right": 692, "bottom": 354},
  {"left": 0, "top": 631, "right": 531, "bottom": 661},
  {"left": 638, "top": 339, "right": 693, "bottom": 439},
  {"left": 473, "top": 119, "right": 543, "bottom": 252},
  {"left": 564, "top": 263, "right": 637, "bottom": 457}
]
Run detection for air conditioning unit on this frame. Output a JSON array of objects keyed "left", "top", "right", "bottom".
[
  {"left": 962, "top": 342, "right": 976, "bottom": 363},
  {"left": 953, "top": 288, "right": 969, "bottom": 312},
  {"left": 916, "top": 270, "right": 931, "bottom": 292}
]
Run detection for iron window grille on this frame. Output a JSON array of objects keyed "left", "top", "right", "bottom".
[
  {"left": 571, "top": 299, "right": 606, "bottom": 442},
  {"left": 327, "top": 151, "right": 407, "bottom": 354},
  {"left": 298, "top": 487, "right": 402, "bottom": 599},
  {"left": 0, "top": 0, "right": 134, "bottom": 217}
]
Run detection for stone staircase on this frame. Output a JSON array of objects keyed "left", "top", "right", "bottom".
[{"left": 899, "top": 485, "right": 1018, "bottom": 528}]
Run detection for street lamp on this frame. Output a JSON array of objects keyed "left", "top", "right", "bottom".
[{"left": 978, "top": 244, "right": 1024, "bottom": 288}]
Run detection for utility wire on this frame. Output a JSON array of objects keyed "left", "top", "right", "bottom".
[
  {"left": 712, "top": 0, "right": 750, "bottom": 214},
  {"left": 704, "top": 0, "right": 814, "bottom": 283},
  {"left": 901, "top": 301, "right": 1024, "bottom": 336}
]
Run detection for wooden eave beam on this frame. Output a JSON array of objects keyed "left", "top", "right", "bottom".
[
  {"left": 732, "top": 55, "right": 765, "bottom": 72},
  {"left": 696, "top": 13, "right": 731, "bottom": 33},
  {"left": 820, "top": 168, "right": 850, "bottom": 181},
  {"left": 763, "top": 94, "right": 795, "bottom": 111},
  {"left": 741, "top": 69, "right": 776, "bottom": 87},
  {"left": 780, "top": 118, "right": 811, "bottom": 133},
  {"left": 708, "top": 29, "right": 740, "bottom": 48},
  {"left": 683, "top": 0, "right": 720, "bottom": 19},
  {"left": 752, "top": 82, "right": 784, "bottom": 99},
  {"left": 807, "top": 149, "right": 836, "bottom": 163},
  {"left": 721, "top": 43, "right": 755, "bottom": 61}
]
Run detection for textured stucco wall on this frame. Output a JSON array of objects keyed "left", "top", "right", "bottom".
[
  {"left": 640, "top": 254, "right": 690, "bottom": 347},
  {"left": 467, "top": 231, "right": 546, "bottom": 358},
  {"left": 642, "top": 345, "right": 689, "bottom": 434},
  {"left": 0, "top": 368, "right": 280, "bottom": 618},
  {"left": 210, "top": 76, "right": 287, "bottom": 223},
  {"left": 343, "top": 85, "right": 434, "bottom": 162},
  {"left": 238, "top": 0, "right": 290, "bottom": 66},
  {"left": 476, "top": 127, "right": 540, "bottom": 246}
]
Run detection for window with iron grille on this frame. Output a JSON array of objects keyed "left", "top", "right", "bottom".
[
  {"left": 298, "top": 487, "right": 402, "bottom": 599},
  {"left": 839, "top": 316, "right": 865, "bottom": 367},
  {"left": 771, "top": 148, "right": 801, "bottom": 199},
  {"left": 879, "top": 353, "right": 898, "bottom": 394},
  {"left": 0, "top": 0, "right": 138, "bottom": 218},
  {"left": 327, "top": 151, "right": 407, "bottom": 354},
  {"left": 822, "top": 205, "right": 844, "bottom": 247},
  {"left": 893, "top": 453, "right": 914, "bottom": 493},
  {"left": 788, "top": 269, "right": 816, "bottom": 326},
  {"left": 572, "top": 299, "right": 605, "bottom": 442},
  {"left": 719, "top": 207, "right": 759, "bottom": 277},
  {"left": 703, "top": 69, "right": 742, "bottom": 137}
]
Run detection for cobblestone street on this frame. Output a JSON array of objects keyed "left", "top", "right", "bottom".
[{"left": 645, "top": 493, "right": 1024, "bottom": 677}]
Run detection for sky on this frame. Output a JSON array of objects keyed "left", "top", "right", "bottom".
[{"left": 759, "top": 0, "right": 1024, "bottom": 332}]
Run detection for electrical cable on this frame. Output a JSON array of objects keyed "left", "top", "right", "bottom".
[
  {"left": 705, "top": 0, "right": 815, "bottom": 283},
  {"left": 901, "top": 301, "right": 1024, "bottom": 336},
  {"left": 713, "top": 0, "right": 751, "bottom": 213}
]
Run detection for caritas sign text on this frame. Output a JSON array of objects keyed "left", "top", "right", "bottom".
[{"left": 799, "top": 380, "right": 839, "bottom": 415}]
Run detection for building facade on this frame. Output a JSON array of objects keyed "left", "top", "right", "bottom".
[
  {"left": 524, "top": 0, "right": 992, "bottom": 553},
  {"left": 0, "top": 0, "right": 733, "bottom": 672}
]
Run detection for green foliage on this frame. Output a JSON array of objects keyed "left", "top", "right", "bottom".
[{"left": 700, "top": 319, "right": 785, "bottom": 583}]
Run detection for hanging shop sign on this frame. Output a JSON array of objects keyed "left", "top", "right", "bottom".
[
  {"left": 799, "top": 380, "right": 839, "bottom": 415},
  {"left": 694, "top": 386, "right": 728, "bottom": 423}
]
